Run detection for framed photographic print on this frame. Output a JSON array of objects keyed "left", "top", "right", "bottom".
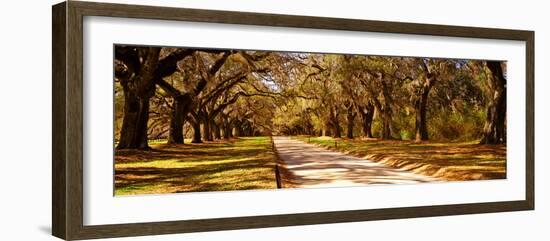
[{"left": 52, "top": 1, "right": 534, "bottom": 240}]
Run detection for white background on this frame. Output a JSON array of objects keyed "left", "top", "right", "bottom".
[{"left": 0, "top": 0, "right": 547, "bottom": 240}]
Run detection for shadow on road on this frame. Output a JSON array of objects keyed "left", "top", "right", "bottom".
[{"left": 273, "top": 136, "right": 439, "bottom": 188}]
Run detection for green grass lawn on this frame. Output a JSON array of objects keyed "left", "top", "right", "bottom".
[
  {"left": 115, "top": 137, "right": 278, "bottom": 195},
  {"left": 294, "top": 136, "right": 506, "bottom": 181}
]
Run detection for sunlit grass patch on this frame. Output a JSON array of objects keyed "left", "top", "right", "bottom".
[
  {"left": 115, "top": 137, "right": 278, "bottom": 195},
  {"left": 294, "top": 136, "right": 506, "bottom": 181}
]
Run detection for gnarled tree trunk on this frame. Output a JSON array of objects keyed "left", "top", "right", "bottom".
[
  {"left": 374, "top": 99, "right": 392, "bottom": 140},
  {"left": 117, "top": 92, "right": 151, "bottom": 149},
  {"left": 116, "top": 47, "right": 160, "bottom": 149},
  {"left": 329, "top": 105, "right": 341, "bottom": 138},
  {"left": 414, "top": 76, "right": 435, "bottom": 142},
  {"left": 346, "top": 103, "right": 356, "bottom": 139},
  {"left": 222, "top": 116, "right": 232, "bottom": 139},
  {"left": 358, "top": 103, "right": 375, "bottom": 138},
  {"left": 480, "top": 61, "right": 507, "bottom": 144},
  {"left": 190, "top": 119, "right": 202, "bottom": 143},
  {"left": 382, "top": 112, "right": 392, "bottom": 139},
  {"left": 213, "top": 120, "right": 221, "bottom": 140},
  {"left": 197, "top": 110, "right": 214, "bottom": 142},
  {"left": 167, "top": 94, "right": 192, "bottom": 144},
  {"left": 202, "top": 120, "right": 212, "bottom": 141}
]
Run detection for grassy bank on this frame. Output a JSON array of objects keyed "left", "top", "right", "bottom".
[
  {"left": 115, "top": 137, "right": 278, "bottom": 195},
  {"left": 294, "top": 136, "right": 506, "bottom": 181}
]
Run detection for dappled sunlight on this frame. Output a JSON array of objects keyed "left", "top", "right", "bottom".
[
  {"left": 115, "top": 137, "right": 278, "bottom": 195},
  {"left": 274, "top": 137, "right": 439, "bottom": 188},
  {"left": 292, "top": 136, "right": 506, "bottom": 181},
  {"left": 112, "top": 45, "right": 508, "bottom": 195},
  {"left": 116, "top": 134, "right": 505, "bottom": 195}
]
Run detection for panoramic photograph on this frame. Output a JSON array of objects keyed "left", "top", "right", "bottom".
[{"left": 114, "top": 45, "right": 507, "bottom": 196}]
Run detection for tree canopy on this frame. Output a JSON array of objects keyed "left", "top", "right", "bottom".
[{"left": 114, "top": 45, "right": 507, "bottom": 149}]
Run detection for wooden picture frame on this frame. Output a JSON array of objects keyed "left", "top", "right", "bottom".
[{"left": 52, "top": 1, "right": 534, "bottom": 240}]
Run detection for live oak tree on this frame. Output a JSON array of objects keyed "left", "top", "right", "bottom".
[
  {"left": 115, "top": 47, "right": 160, "bottom": 149},
  {"left": 270, "top": 53, "right": 500, "bottom": 143},
  {"left": 357, "top": 56, "right": 402, "bottom": 139},
  {"left": 115, "top": 47, "right": 206, "bottom": 148},
  {"left": 408, "top": 58, "right": 456, "bottom": 142},
  {"left": 182, "top": 51, "right": 271, "bottom": 142},
  {"left": 114, "top": 46, "right": 507, "bottom": 149},
  {"left": 470, "top": 61, "right": 507, "bottom": 144},
  {"left": 158, "top": 50, "right": 230, "bottom": 144}
]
